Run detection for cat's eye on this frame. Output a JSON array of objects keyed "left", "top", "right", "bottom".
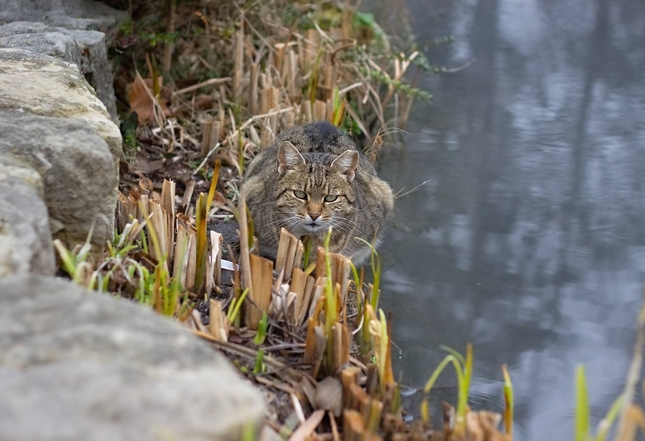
[
  {"left": 293, "top": 190, "right": 307, "bottom": 200},
  {"left": 324, "top": 194, "right": 338, "bottom": 202}
]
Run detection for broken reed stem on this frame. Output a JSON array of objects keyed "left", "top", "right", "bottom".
[
  {"left": 246, "top": 254, "right": 273, "bottom": 329},
  {"left": 173, "top": 77, "right": 231, "bottom": 96},
  {"left": 161, "top": 179, "right": 175, "bottom": 263},
  {"left": 209, "top": 299, "right": 228, "bottom": 341}
]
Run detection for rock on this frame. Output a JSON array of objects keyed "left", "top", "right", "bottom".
[
  {"left": 0, "top": 0, "right": 127, "bottom": 32},
  {"left": 0, "top": 275, "right": 265, "bottom": 441},
  {"left": 65, "top": 29, "right": 119, "bottom": 123},
  {"left": 0, "top": 48, "right": 122, "bottom": 160},
  {"left": 0, "top": 163, "right": 55, "bottom": 276},
  {"left": 0, "top": 22, "right": 119, "bottom": 123},
  {"left": 0, "top": 49, "right": 122, "bottom": 248},
  {"left": 0, "top": 111, "right": 116, "bottom": 252},
  {"left": 314, "top": 376, "right": 343, "bottom": 417},
  {"left": 0, "top": 24, "right": 83, "bottom": 67}
]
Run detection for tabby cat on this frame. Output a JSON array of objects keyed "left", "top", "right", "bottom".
[{"left": 245, "top": 121, "right": 393, "bottom": 263}]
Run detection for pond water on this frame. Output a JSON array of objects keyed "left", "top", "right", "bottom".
[{"left": 375, "top": 0, "right": 645, "bottom": 438}]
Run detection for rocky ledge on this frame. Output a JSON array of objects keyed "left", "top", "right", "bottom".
[{"left": 0, "top": 2, "right": 265, "bottom": 440}]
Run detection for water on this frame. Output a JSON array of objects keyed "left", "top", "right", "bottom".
[{"left": 375, "top": 0, "right": 645, "bottom": 438}]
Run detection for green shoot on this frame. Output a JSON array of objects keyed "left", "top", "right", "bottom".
[
  {"left": 332, "top": 86, "right": 345, "bottom": 126},
  {"left": 575, "top": 365, "right": 590, "bottom": 441},
  {"left": 195, "top": 158, "right": 221, "bottom": 294},
  {"left": 354, "top": 237, "right": 381, "bottom": 310},
  {"left": 391, "top": 381, "right": 402, "bottom": 415},
  {"left": 253, "top": 349, "right": 266, "bottom": 374},
  {"left": 138, "top": 201, "right": 163, "bottom": 263},
  {"left": 439, "top": 344, "right": 466, "bottom": 366},
  {"left": 502, "top": 364, "right": 514, "bottom": 436},
  {"left": 595, "top": 393, "right": 624, "bottom": 441},
  {"left": 375, "top": 309, "right": 389, "bottom": 394},
  {"left": 227, "top": 288, "right": 249, "bottom": 323},
  {"left": 349, "top": 260, "right": 363, "bottom": 329},
  {"left": 253, "top": 312, "right": 268, "bottom": 346},
  {"left": 572, "top": 365, "right": 624, "bottom": 441},
  {"left": 53, "top": 239, "right": 94, "bottom": 288},
  {"left": 421, "top": 343, "right": 473, "bottom": 436}
]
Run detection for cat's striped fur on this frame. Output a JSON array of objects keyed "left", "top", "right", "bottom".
[{"left": 245, "top": 121, "right": 393, "bottom": 263}]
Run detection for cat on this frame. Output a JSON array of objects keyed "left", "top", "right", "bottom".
[{"left": 244, "top": 121, "right": 393, "bottom": 263}]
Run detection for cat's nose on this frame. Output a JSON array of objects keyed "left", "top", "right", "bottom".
[{"left": 309, "top": 213, "right": 321, "bottom": 221}]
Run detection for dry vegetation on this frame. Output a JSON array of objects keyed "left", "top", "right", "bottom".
[{"left": 51, "top": 0, "right": 645, "bottom": 439}]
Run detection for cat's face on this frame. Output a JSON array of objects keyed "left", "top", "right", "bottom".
[{"left": 273, "top": 142, "right": 358, "bottom": 237}]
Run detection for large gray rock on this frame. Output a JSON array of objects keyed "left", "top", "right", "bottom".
[
  {"left": 0, "top": 275, "right": 265, "bottom": 441},
  {"left": 0, "top": 0, "right": 127, "bottom": 31},
  {"left": 0, "top": 25, "right": 82, "bottom": 67},
  {"left": 0, "top": 48, "right": 122, "bottom": 161},
  {"left": 0, "top": 49, "right": 122, "bottom": 250},
  {"left": 0, "top": 22, "right": 119, "bottom": 122},
  {"left": 0, "top": 163, "right": 55, "bottom": 276},
  {"left": 0, "top": 111, "right": 116, "bottom": 252}
]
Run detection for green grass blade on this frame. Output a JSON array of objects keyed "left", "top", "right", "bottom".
[
  {"left": 575, "top": 365, "right": 590, "bottom": 441},
  {"left": 595, "top": 393, "right": 624, "bottom": 441},
  {"left": 354, "top": 237, "right": 381, "bottom": 309},
  {"left": 440, "top": 344, "right": 466, "bottom": 366},
  {"left": 253, "top": 349, "right": 265, "bottom": 374},
  {"left": 253, "top": 312, "right": 268, "bottom": 346},
  {"left": 502, "top": 363, "right": 514, "bottom": 436},
  {"left": 53, "top": 239, "right": 77, "bottom": 280},
  {"left": 423, "top": 354, "right": 463, "bottom": 394},
  {"left": 227, "top": 288, "right": 249, "bottom": 322}
]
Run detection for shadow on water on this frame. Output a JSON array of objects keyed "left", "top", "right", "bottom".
[{"left": 374, "top": 0, "right": 645, "bottom": 439}]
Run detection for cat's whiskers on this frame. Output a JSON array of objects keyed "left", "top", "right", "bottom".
[
  {"left": 326, "top": 218, "right": 353, "bottom": 236},
  {"left": 261, "top": 215, "right": 302, "bottom": 239}
]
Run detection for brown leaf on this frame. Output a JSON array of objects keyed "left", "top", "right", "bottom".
[
  {"left": 213, "top": 191, "right": 226, "bottom": 207},
  {"left": 194, "top": 94, "right": 215, "bottom": 111},
  {"left": 127, "top": 74, "right": 172, "bottom": 123}
]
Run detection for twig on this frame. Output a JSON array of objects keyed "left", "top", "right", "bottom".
[
  {"left": 289, "top": 409, "right": 325, "bottom": 441},
  {"left": 193, "top": 142, "right": 221, "bottom": 175},
  {"left": 173, "top": 77, "right": 232, "bottom": 96},
  {"left": 193, "top": 330, "right": 316, "bottom": 383},
  {"left": 264, "top": 343, "right": 306, "bottom": 352}
]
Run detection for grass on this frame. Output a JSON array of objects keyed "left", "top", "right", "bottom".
[
  {"left": 420, "top": 344, "right": 473, "bottom": 436},
  {"left": 576, "top": 365, "right": 590, "bottom": 441},
  {"left": 502, "top": 363, "right": 514, "bottom": 437},
  {"left": 574, "top": 364, "right": 627, "bottom": 441}
]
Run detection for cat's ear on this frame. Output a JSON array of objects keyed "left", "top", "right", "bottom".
[
  {"left": 278, "top": 141, "right": 305, "bottom": 174},
  {"left": 331, "top": 150, "right": 359, "bottom": 182}
]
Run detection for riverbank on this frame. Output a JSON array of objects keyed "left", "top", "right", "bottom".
[{"left": 53, "top": 0, "right": 645, "bottom": 440}]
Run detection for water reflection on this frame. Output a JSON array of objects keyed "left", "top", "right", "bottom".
[{"left": 376, "top": 0, "right": 645, "bottom": 438}]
